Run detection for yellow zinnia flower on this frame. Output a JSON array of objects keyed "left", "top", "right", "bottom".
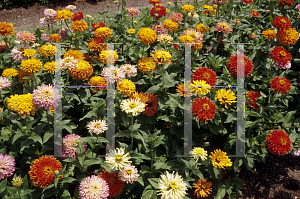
[
  {"left": 150, "top": 49, "right": 172, "bottom": 65},
  {"left": 127, "top": 29, "right": 135, "bottom": 34},
  {"left": 138, "top": 57, "right": 156, "bottom": 73},
  {"left": 138, "top": 27, "right": 157, "bottom": 45},
  {"left": 182, "top": 5, "right": 195, "bottom": 12},
  {"left": 209, "top": 149, "right": 232, "bottom": 169},
  {"left": 215, "top": 89, "right": 237, "bottom": 109},
  {"left": 2, "top": 68, "right": 18, "bottom": 77},
  {"left": 117, "top": 79, "right": 136, "bottom": 96},
  {"left": 191, "top": 80, "right": 211, "bottom": 95},
  {"left": 262, "top": 29, "right": 276, "bottom": 40},
  {"left": 12, "top": 176, "right": 23, "bottom": 187},
  {"left": 190, "top": 147, "right": 208, "bottom": 161},
  {"left": 7, "top": 93, "right": 38, "bottom": 117},
  {"left": 20, "top": 57, "right": 43, "bottom": 73},
  {"left": 163, "top": 19, "right": 178, "bottom": 32}
]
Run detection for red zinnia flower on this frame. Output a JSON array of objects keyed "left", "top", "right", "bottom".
[
  {"left": 143, "top": 93, "right": 158, "bottom": 116},
  {"left": 270, "top": 46, "right": 292, "bottom": 68},
  {"left": 29, "top": 156, "right": 63, "bottom": 188},
  {"left": 270, "top": 76, "right": 291, "bottom": 94},
  {"left": 226, "top": 54, "right": 253, "bottom": 78},
  {"left": 273, "top": 16, "right": 291, "bottom": 31},
  {"left": 250, "top": 10, "right": 260, "bottom": 17},
  {"left": 150, "top": 5, "right": 167, "bottom": 19},
  {"left": 174, "top": 44, "right": 179, "bottom": 51},
  {"left": 246, "top": 91, "right": 260, "bottom": 110},
  {"left": 266, "top": 129, "right": 292, "bottom": 155},
  {"left": 242, "top": 0, "right": 253, "bottom": 4},
  {"left": 192, "top": 67, "right": 217, "bottom": 86},
  {"left": 192, "top": 96, "right": 217, "bottom": 123},
  {"left": 99, "top": 170, "right": 124, "bottom": 197},
  {"left": 73, "top": 12, "right": 84, "bottom": 21},
  {"left": 92, "top": 22, "right": 105, "bottom": 31},
  {"left": 278, "top": 0, "right": 294, "bottom": 7},
  {"left": 149, "top": 0, "right": 161, "bottom": 6}
]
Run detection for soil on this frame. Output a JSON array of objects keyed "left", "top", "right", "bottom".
[{"left": 1, "top": 0, "right": 300, "bottom": 198}]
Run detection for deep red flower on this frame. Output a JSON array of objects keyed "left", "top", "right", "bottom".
[
  {"left": 242, "top": 0, "right": 253, "bottom": 4},
  {"left": 266, "top": 129, "right": 292, "bottom": 155},
  {"left": 99, "top": 170, "right": 124, "bottom": 197},
  {"left": 174, "top": 44, "right": 179, "bottom": 51},
  {"left": 270, "top": 76, "right": 291, "bottom": 94},
  {"left": 192, "top": 67, "right": 217, "bottom": 86},
  {"left": 73, "top": 12, "right": 84, "bottom": 21},
  {"left": 150, "top": 5, "right": 167, "bottom": 19},
  {"left": 250, "top": 10, "right": 260, "bottom": 17},
  {"left": 272, "top": 16, "right": 292, "bottom": 31},
  {"left": 226, "top": 54, "right": 253, "bottom": 78},
  {"left": 92, "top": 22, "right": 105, "bottom": 31},
  {"left": 246, "top": 91, "right": 260, "bottom": 110},
  {"left": 278, "top": 0, "right": 294, "bottom": 7},
  {"left": 192, "top": 96, "right": 216, "bottom": 123},
  {"left": 270, "top": 46, "right": 292, "bottom": 68},
  {"left": 149, "top": 0, "right": 161, "bottom": 6},
  {"left": 143, "top": 93, "right": 158, "bottom": 116}
]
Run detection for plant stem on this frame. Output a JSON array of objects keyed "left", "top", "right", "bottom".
[
  {"left": 130, "top": 115, "right": 134, "bottom": 145},
  {"left": 0, "top": 92, "right": 7, "bottom": 109},
  {"left": 184, "top": 158, "right": 199, "bottom": 181},
  {"left": 46, "top": 110, "right": 50, "bottom": 128}
]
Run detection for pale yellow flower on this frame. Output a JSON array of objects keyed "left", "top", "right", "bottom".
[{"left": 105, "top": 148, "right": 132, "bottom": 170}]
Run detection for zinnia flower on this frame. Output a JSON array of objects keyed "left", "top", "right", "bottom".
[
  {"left": 278, "top": 0, "right": 294, "bottom": 7},
  {"left": 0, "top": 22, "right": 14, "bottom": 38},
  {"left": 242, "top": 0, "right": 252, "bottom": 4},
  {"left": 192, "top": 67, "right": 217, "bottom": 86},
  {"left": 211, "top": 0, "right": 227, "bottom": 5},
  {"left": 20, "top": 57, "right": 43, "bottom": 73},
  {"left": 143, "top": 93, "right": 158, "bottom": 116},
  {"left": 0, "top": 76, "right": 11, "bottom": 91},
  {"left": 214, "top": 21, "right": 233, "bottom": 34},
  {"left": 152, "top": 23, "right": 168, "bottom": 35},
  {"left": 32, "top": 84, "right": 60, "bottom": 111},
  {"left": 157, "top": 34, "right": 173, "bottom": 45},
  {"left": 99, "top": 50, "right": 118, "bottom": 64},
  {"left": 191, "top": 80, "right": 211, "bottom": 95},
  {"left": 101, "top": 66, "right": 125, "bottom": 83},
  {"left": 149, "top": 0, "right": 161, "bottom": 5},
  {"left": 270, "top": 76, "right": 291, "bottom": 94},
  {"left": 39, "top": 44, "right": 56, "bottom": 58},
  {"left": 127, "top": 29, "right": 135, "bottom": 34},
  {"left": 88, "top": 76, "right": 107, "bottom": 92},
  {"left": 163, "top": 19, "right": 178, "bottom": 32},
  {"left": 150, "top": 5, "right": 168, "bottom": 19},
  {"left": 29, "top": 156, "right": 63, "bottom": 188},
  {"left": 88, "top": 38, "right": 107, "bottom": 52},
  {"left": 16, "top": 31, "right": 36, "bottom": 43},
  {"left": 196, "top": 23, "right": 209, "bottom": 33},
  {"left": 127, "top": 7, "right": 139, "bottom": 16},
  {"left": 192, "top": 96, "right": 217, "bottom": 123},
  {"left": 2, "top": 68, "right": 18, "bottom": 77},
  {"left": 105, "top": 148, "right": 132, "bottom": 170},
  {"left": 117, "top": 79, "right": 136, "bottom": 96},
  {"left": 118, "top": 164, "right": 140, "bottom": 184},
  {"left": 250, "top": 10, "right": 260, "bottom": 17},
  {"left": 87, "top": 120, "right": 107, "bottom": 135},
  {"left": 60, "top": 56, "right": 78, "bottom": 71},
  {"left": 70, "top": 60, "right": 94, "bottom": 80},
  {"left": 157, "top": 171, "right": 187, "bottom": 199},
  {"left": 73, "top": 11, "right": 83, "bottom": 21},
  {"left": 270, "top": 46, "right": 292, "bottom": 68},
  {"left": 120, "top": 98, "right": 146, "bottom": 116},
  {"left": 99, "top": 170, "right": 124, "bottom": 197},
  {"left": 209, "top": 149, "right": 232, "bottom": 169},
  {"left": 179, "top": 35, "right": 194, "bottom": 43},
  {"left": 193, "top": 178, "right": 213, "bottom": 198},
  {"left": 49, "top": 34, "right": 61, "bottom": 43},
  {"left": 0, "top": 154, "right": 15, "bottom": 180},
  {"left": 79, "top": 175, "right": 109, "bottom": 199},
  {"left": 190, "top": 147, "right": 208, "bottom": 161},
  {"left": 182, "top": 5, "right": 195, "bottom": 12},
  {"left": 55, "top": 9, "right": 74, "bottom": 21},
  {"left": 266, "top": 129, "right": 292, "bottom": 155},
  {"left": 71, "top": 20, "right": 88, "bottom": 32},
  {"left": 138, "top": 27, "right": 157, "bottom": 44},
  {"left": 63, "top": 49, "right": 84, "bottom": 60},
  {"left": 62, "top": 134, "right": 87, "bottom": 159},
  {"left": 168, "top": 12, "right": 183, "bottom": 24},
  {"left": 246, "top": 90, "right": 260, "bottom": 110},
  {"left": 272, "top": 16, "right": 292, "bottom": 31},
  {"left": 176, "top": 83, "right": 192, "bottom": 97},
  {"left": 92, "top": 22, "right": 105, "bottom": 31},
  {"left": 226, "top": 54, "right": 253, "bottom": 77},
  {"left": 262, "top": 29, "right": 276, "bottom": 40},
  {"left": 151, "top": 49, "right": 172, "bottom": 65},
  {"left": 44, "top": 9, "right": 56, "bottom": 17},
  {"left": 66, "top": 5, "right": 76, "bottom": 10},
  {"left": 12, "top": 176, "right": 23, "bottom": 187},
  {"left": 138, "top": 57, "right": 156, "bottom": 73},
  {"left": 215, "top": 89, "right": 237, "bottom": 109},
  {"left": 44, "top": 61, "right": 55, "bottom": 73},
  {"left": 276, "top": 28, "right": 299, "bottom": 46},
  {"left": 120, "top": 64, "right": 137, "bottom": 77},
  {"left": 23, "top": 49, "right": 36, "bottom": 57},
  {"left": 95, "top": 27, "right": 112, "bottom": 40}
]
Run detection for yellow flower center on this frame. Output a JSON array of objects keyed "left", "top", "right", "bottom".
[
  {"left": 169, "top": 181, "right": 177, "bottom": 189},
  {"left": 222, "top": 23, "right": 228, "bottom": 28},
  {"left": 281, "top": 19, "right": 286, "bottom": 23},
  {"left": 19, "top": 48, "right": 25, "bottom": 52},
  {"left": 43, "top": 89, "right": 50, "bottom": 96},
  {"left": 203, "top": 104, "right": 210, "bottom": 110},
  {"left": 158, "top": 25, "right": 161, "bottom": 28},
  {"left": 190, "top": 33, "right": 195, "bottom": 37},
  {"left": 280, "top": 51, "right": 286, "bottom": 56},
  {"left": 147, "top": 99, "right": 152, "bottom": 104},
  {"left": 115, "top": 155, "right": 122, "bottom": 162},
  {"left": 156, "top": 8, "right": 161, "bottom": 11},
  {"left": 130, "top": 9, "right": 134, "bottom": 11},
  {"left": 129, "top": 102, "right": 137, "bottom": 108},
  {"left": 202, "top": 184, "right": 206, "bottom": 189},
  {"left": 23, "top": 33, "right": 31, "bottom": 37},
  {"left": 126, "top": 168, "right": 133, "bottom": 174},
  {"left": 93, "top": 185, "right": 98, "bottom": 190},
  {"left": 95, "top": 122, "right": 101, "bottom": 127},
  {"left": 216, "top": 156, "right": 222, "bottom": 162},
  {"left": 44, "top": 167, "right": 52, "bottom": 174},
  {"left": 280, "top": 138, "right": 287, "bottom": 145},
  {"left": 279, "top": 80, "right": 285, "bottom": 85},
  {"left": 203, "top": 73, "right": 210, "bottom": 79}
]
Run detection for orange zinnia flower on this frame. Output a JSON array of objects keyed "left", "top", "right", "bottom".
[
  {"left": 49, "top": 34, "right": 62, "bottom": 43},
  {"left": 270, "top": 76, "right": 291, "bottom": 94},
  {"left": 192, "top": 96, "right": 216, "bottom": 123},
  {"left": 99, "top": 170, "right": 124, "bottom": 197},
  {"left": 266, "top": 129, "right": 292, "bottom": 155},
  {"left": 270, "top": 46, "right": 292, "bottom": 68},
  {"left": 272, "top": 16, "right": 291, "bottom": 31},
  {"left": 193, "top": 178, "right": 213, "bottom": 198},
  {"left": 192, "top": 67, "right": 217, "bottom": 86},
  {"left": 250, "top": 10, "right": 260, "bottom": 17},
  {"left": 226, "top": 54, "right": 253, "bottom": 78},
  {"left": 29, "top": 156, "right": 63, "bottom": 188},
  {"left": 246, "top": 91, "right": 260, "bottom": 110}
]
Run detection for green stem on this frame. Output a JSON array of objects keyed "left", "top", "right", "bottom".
[
  {"left": 184, "top": 158, "right": 199, "bottom": 181},
  {"left": 46, "top": 110, "right": 50, "bottom": 128},
  {"left": 130, "top": 115, "right": 134, "bottom": 145},
  {"left": 0, "top": 92, "right": 7, "bottom": 109}
]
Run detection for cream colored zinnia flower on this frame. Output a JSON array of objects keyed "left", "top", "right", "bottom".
[
  {"left": 60, "top": 56, "right": 78, "bottom": 71},
  {"left": 118, "top": 164, "right": 140, "bottom": 184},
  {"left": 190, "top": 147, "right": 208, "bottom": 161},
  {"left": 105, "top": 148, "right": 132, "bottom": 170},
  {"left": 87, "top": 120, "right": 107, "bottom": 135},
  {"left": 157, "top": 171, "right": 187, "bottom": 199},
  {"left": 120, "top": 98, "right": 145, "bottom": 116}
]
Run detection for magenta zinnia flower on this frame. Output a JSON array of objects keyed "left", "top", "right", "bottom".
[
  {"left": 0, "top": 154, "right": 15, "bottom": 180},
  {"left": 62, "top": 134, "right": 87, "bottom": 159},
  {"left": 0, "top": 77, "right": 11, "bottom": 91},
  {"left": 152, "top": 22, "right": 168, "bottom": 35},
  {"left": 16, "top": 31, "right": 36, "bottom": 44},
  {"left": 126, "top": 7, "right": 140, "bottom": 16},
  {"left": 79, "top": 175, "right": 109, "bottom": 199},
  {"left": 32, "top": 84, "right": 60, "bottom": 111}
]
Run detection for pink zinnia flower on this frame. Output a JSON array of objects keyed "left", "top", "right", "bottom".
[
  {"left": 292, "top": 148, "right": 300, "bottom": 156},
  {"left": 275, "top": 61, "right": 291, "bottom": 69},
  {"left": 296, "top": 4, "right": 300, "bottom": 10},
  {"left": 44, "top": 9, "right": 57, "bottom": 17},
  {"left": 87, "top": 120, "right": 107, "bottom": 135},
  {"left": 0, "top": 77, "right": 11, "bottom": 91},
  {"left": 62, "top": 134, "right": 87, "bottom": 159},
  {"left": 79, "top": 175, "right": 109, "bottom": 199},
  {"left": 32, "top": 84, "right": 60, "bottom": 111},
  {"left": 59, "top": 28, "right": 69, "bottom": 39},
  {"left": 126, "top": 7, "right": 139, "bottom": 16},
  {"left": 0, "top": 154, "right": 15, "bottom": 180},
  {"left": 120, "top": 64, "right": 137, "bottom": 77},
  {"left": 101, "top": 66, "right": 125, "bottom": 84},
  {"left": 16, "top": 31, "right": 36, "bottom": 44},
  {"left": 41, "top": 34, "right": 50, "bottom": 42},
  {"left": 168, "top": 12, "right": 183, "bottom": 24},
  {"left": 214, "top": 21, "right": 233, "bottom": 34},
  {"left": 39, "top": 17, "right": 47, "bottom": 25},
  {"left": 211, "top": 0, "right": 227, "bottom": 5},
  {"left": 249, "top": 33, "right": 257, "bottom": 39},
  {"left": 66, "top": 5, "right": 76, "bottom": 10},
  {"left": 118, "top": 165, "right": 140, "bottom": 184},
  {"left": 152, "top": 22, "right": 168, "bottom": 35}
]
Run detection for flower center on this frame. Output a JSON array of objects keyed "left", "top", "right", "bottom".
[
  {"left": 222, "top": 23, "right": 228, "bottom": 28},
  {"left": 203, "top": 103, "right": 210, "bottom": 110},
  {"left": 93, "top": 185, "right": 98, "bottom": 190},
  {"left": 158, "top": 25, "right": 161, "bottom": 28},
  {"left": 203, "top": 73, "right": 210, "bottom": 79},
  {"left": 280, "top": 51, "right": 286, "bottom": 56},
  {"left": 109, "top": 178, "right": 115, "bottom": 184},
  {"left": 23, "top": 33, "right": 31, "bottom": 37},
  {"left": 281, "top": 19, "right": 286, "bottom": 23},
  {"left": 130, "top": 9, "right": 134, "bottom": 12},
  {"left": 216, "top": 157, "right": 222, "bottom": 162},
  {"left": 190, "top": 33, "right": 195, "bottom": 37},
  {"left": 147, "top": 100, "right": 152, "bottom": 104},
  {"left": 126, "top": 168, "right": 133, "bottom": 174},
  {"left": 280, "top": 138, "right": 287, "bottom": 145},
  {"left": 95, "top": 122, "right": 101, "bottom": 127},
  {"left": 115, "top": 155, "right": 122, "bottom": 162},
  {"left": 169, "top": 181, "right": 177, "bottom": 189},
  {"left": 44, "top": 167, "right": 52, "bottom": 174},
  {"left": 202, "top": 184, "right": 206, "bottom": 189},
  {"left": 279, "top": 80, "right": 285, "bottom": 85},
  {"left": 129, "top": 102, "right": 137, "bottom": 108}
]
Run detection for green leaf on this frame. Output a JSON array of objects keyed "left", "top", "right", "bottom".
[
  {"left": 289, "top": 131, "right": 298, "bottom": 142},
  {"left": 43, "top": 131, "right": 53, "bottom": 144},
  {"left": 142, "top": 184, "right": 157, "bottom": 199},
  {"left": 225, "top": 176, "right": 246, "bottom": 189},
  {"left": 213, "top": 167, "right": 220, "bottom": 178},
  {"left": 245, "top": 121, "right": 256, "bottom": 128},
  {"left": 216, "top": 184, "right": 226, "bottom": 199},
  {"left": 233, "top": 158, "right": 243, "bottom": 172},
  {"left": 193, "top": 170, "right": 205, "bottom": 180},
  {"left": 115, "top": 130, "right": 131, "bottom": 138},
  {"left": 59, "top": 177, "right": 76, "bottom": 184},
  {"left": 41, "top": 184, "right": 57, "bottom": 199},
  {"left": 245, "top": 111, "right": 261, "bottom": 117},
  {"left": 0, "top": 178, "right": 7, "bottom": 194},
  {"left": 147, "top": 84, "right": 162, "bottom": 93},
  {"left": 12, "top": 131, "right": 24, "bottom": 144},
  {"left": 148, "top": 178, "right": 159, "bottom": 189},
  {"left": 208, "top": 122, "right": 222, "bottom": 134},
  {"left": 29, "top": 133, "right": 43, "bottom": 145},
  {"left": 7, "top": 187, "right": 18, "bottom": 196},
  {"left": 136, "top": 176, "right": 144, "bottom": 186},
  {"left": 83, "top": 159, "right": 102, "bottom": 167},
  {"left": 283, "top": 111, "right": 296, "bottom": 127}
]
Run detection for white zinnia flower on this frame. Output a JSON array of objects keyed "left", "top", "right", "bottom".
[
  {"left": 87, "top": 120, "right": 107, "bottom": 135},
  {"left": 120, "top": 64, "right": 137, "bottom": 77},
  {"left": 105, "top": 148, "right": 132, "bottom": 170},
  {"left": 120, "top": 98, "right": 145, "bottom": 116},
  {"left": 60, "top": 56, "right": 78, "bottom": 71},
  {"left": 157, "top": 171, "right": 187, "bottom": 199},
  {"left": 118, "top": 164, "right": 140, "bottom": 184},
  {"left": 190, "top": 147, "right": 208, "bottom": 161}
]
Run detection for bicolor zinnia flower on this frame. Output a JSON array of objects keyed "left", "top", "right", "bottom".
[
  {"left": 138, "top": 27, "right": 157, "bottom": 44},
  {"left": 60, "top": 56, "right": 78, "bottom": 71},
  {"left": 270, "top": 76, "right": 291, "bottom": 94},
  {"left": 101, "top": 66, "right": 125, "bottom": 84},
  {"left": 192, "top": 67, "right": 217, "bottom": 86},
  {"left": 246, "top": 90, "right": 260, "bottom": 110},
  {"left": 214, "top": 21, "right": 233, "bottom": 34},
  {"left": 87, "top": 120, "right": 107, "bottom": 135},
  {"left": 151, "top": 49, "right": 172, "bottom": 65},
  {"left": 44, "top": 9, "right": 57, "bottom": 17},
  {"left": 0, "top": 76, "right": 11, "bottom": 91},
  {"left": 16, "top": 31, "right": 36, "bottom": 43},
  {"left": 270, "top": 46, "right": 292, "bottom": 68},
  {"left": 120, "top": 98, "right": 146, "bottom": 116},
  {"left": 215, "top": 89, "right": 237, "bottom": 109},
  {"left": 32, "top": 84, "right": 60, "bottom": 111},
  {"left": 0, "top": 154, "right": 15, "bottom": 180},
  {"left": 209, "top": 149, "right": 232, "bottom": 169},
  {"left": 193, "top": 178, "right": 213, "bottom": 198},
  {"left": 157, "top": 171, "right": 187, "bottom": 199},
  {"left": 92, "top": 22, "right": 105, "bottom": 31},
  {"left": 38, "top": 44, "right": 56, "bottom": 58},
  {"left": 88, "top": 38, "right": 107, "bottom": 52},
  {"left": 118, "top": 164, "right": 140, "bottom": 184},
  {"left": 105, "top": 148, "right": 132, "bottom": 170},
  {"left": 211, "top": 0, "right": 227, "bottom": 5},
  {"left": 138, "top": 57, "right": 156, "bottom": 73},
  {"left": 62, "top": 134, "right": 87, "bottom": 159},
  {"left": 0, "top": 22, "right": 15, "bottom": 38},
  {"left": 79, "top": 175, "right": 109, "bottom": 199},
  {"left": 168, "top": 12, "right": 183, "bottom": 24},
  {"left": 262, "top": 29, "right": 276, "bottom": 40},
  {"left": 12, "top": 176, "right": 23, "bottom": 187},
  {"left": 99, "top": 170, "right": 124, "bottom": 197},
  {"left": 190, "top": 147, "right": 208, "bottom": 161},
  {"left": 192, "top": 96, "right": 217, "bottom": 123},
  {"left": 152, "top": 23, "right": 168, "bottom": 36},
  {"left": 266, "top": 129, "right": 292, "bottom": 155},
  {"left": 242, "top": 0, "right": 252, "bottom": 4},
  {"left": 29, "top": 156, "right": 63, "bottom": 188},
  {"left": 127, "top": 7, "right": 139, "bottom": 16},
  {"left": 157, "top": 33, "right": 173, "bottom": 45},
  {"left": 226, "top": 54, "right": 253, "bottom": 77}
]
